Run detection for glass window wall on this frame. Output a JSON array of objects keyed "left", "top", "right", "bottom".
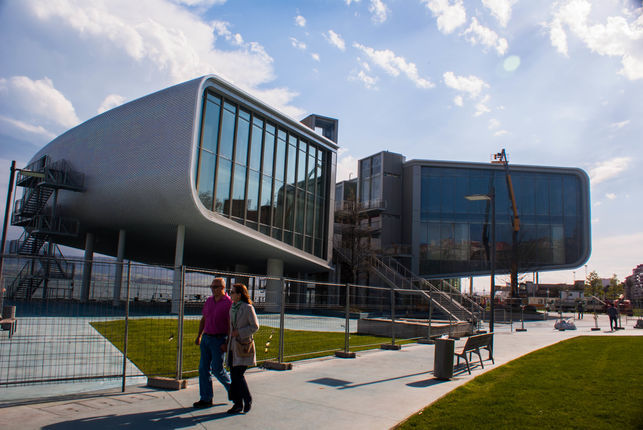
[
  {"left": 418, "top": 166, "right": 587, "bottom": 277},
  {"left": 195, "top": 89, "right": 330, "bottom": 259}
]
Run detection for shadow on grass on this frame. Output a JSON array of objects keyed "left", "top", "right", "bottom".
[{"left": 42, "top": 406, "right": 233, "bottom": 429}]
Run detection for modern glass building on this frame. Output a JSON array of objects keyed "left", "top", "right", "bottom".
[
  {"left": 336, "top": 152, "right": 591, "bottom": 281},
  {"left": 412, "top": 161, "right": 590, "bottom": 278},
  {"left": 22, "top": 75, "right": 338, "bottom": 277}
]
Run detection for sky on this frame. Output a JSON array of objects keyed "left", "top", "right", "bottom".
[{"left": 0, "top": 0, "right": 642, "bottom": 291}]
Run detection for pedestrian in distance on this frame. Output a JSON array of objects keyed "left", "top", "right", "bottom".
[
  {"left": 577, "top": 301, "right": 584, "bottom": 320},
  {"left": 607, "top": 303, "right": 618, "bottom": 332},
  {"left": 193, "top": 278, "right": 232, "bottom": 409},
  {"left": 226, "top": 283, "right": 260, "bottom": 414}
]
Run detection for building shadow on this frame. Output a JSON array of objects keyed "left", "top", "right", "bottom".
[{"left": 41, "top": 405, "right": 231, "bottom": 429}]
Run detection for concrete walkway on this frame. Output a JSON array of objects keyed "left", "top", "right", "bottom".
[{"left": 0, "top": 314, "right": 640, "bottom": 430}]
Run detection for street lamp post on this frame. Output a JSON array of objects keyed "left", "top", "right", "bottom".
[{"left": 465, "top": 187, "right": 496, "bottom": 334}]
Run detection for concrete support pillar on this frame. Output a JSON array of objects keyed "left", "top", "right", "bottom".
[
  {"left": 234, "top": 263, "right": 250, "bottom": 292},
  {"left": 80, "top": 232, "right": 95, "bottom": 303},
  {"left": 171, "top": 225, "right": 185, "bottom": 314},
  {"left": 113, "top": 229, "right": 126, "bottom": 306},
  {"left": 265, "top": 258, "right": 284, "bottom": 312}
]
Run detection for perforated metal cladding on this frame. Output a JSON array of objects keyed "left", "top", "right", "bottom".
[{"left": 29, "top": 76, "right": 333, "bottom": 272}]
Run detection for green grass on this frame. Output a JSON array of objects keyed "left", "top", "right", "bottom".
[
  {"left": 90, "top": 318, "right": 412, "bottom": 378},
  {"left": 398, "top": 336, "right": 643, "bottom": 430}
]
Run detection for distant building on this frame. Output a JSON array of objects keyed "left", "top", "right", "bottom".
[
  {"left": 625, "top": 264, "right": 643, "bottom": 302},
  {"left": 334, "top": 151, "right": 591, "bottom": 284}
]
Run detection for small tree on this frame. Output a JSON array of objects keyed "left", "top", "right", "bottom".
[
  {"left": 606, "top": 274, "right": 624, "bottom": 301},
  {"left": 585, "top": 270, "right": 603, "bottom": 300}
]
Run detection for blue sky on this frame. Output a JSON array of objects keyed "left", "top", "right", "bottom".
[{"left": 0, "top": 0, "right": 642, "bottom": 289}]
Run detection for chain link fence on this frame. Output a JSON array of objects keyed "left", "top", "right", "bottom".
[{"left": 0, "top": 254, "right": 477, "bottom": 395}]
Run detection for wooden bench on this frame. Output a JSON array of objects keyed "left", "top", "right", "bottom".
[
  {"left": 1, "top": 306, "right": 17, "bottom": 339},
  {"left": 455, "top": 332, "right": 494, "bottom": 375}
]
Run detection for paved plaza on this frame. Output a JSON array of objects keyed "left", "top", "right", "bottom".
[{"left": 0, "top": 314, "right": 641, "bottom": 429}]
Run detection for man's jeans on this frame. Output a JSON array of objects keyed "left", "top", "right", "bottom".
[{"left": 199, "top": 335, "right": 231, "bottom": 401}]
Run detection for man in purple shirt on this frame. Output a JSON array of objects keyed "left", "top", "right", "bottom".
[{"left": 193, "top": 277, "right": 232, "bottom": 409}]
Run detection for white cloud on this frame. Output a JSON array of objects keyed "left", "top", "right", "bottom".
[
  {"left": 442, "top": 71, "right": 489, "bottom": 98},
  {"left": 351, "top": 69, "right": 379, "bottom": 89},
  {"left": 324, "top": 30, "right": 346, "bottom": 51},
  {"left": 610, "top": 119, "right": 630, "bottom": 129},
  {"left": 0, "top": 76, "right": 79, "bottom": 128},
  {"left": 494, "top": 129, "right": 508, "bottom": 136},
  {"left": 474, "top": 94, "right": 491, "bottom": 116},
  {"left": 295, "top": 15, "right": 306, "bottom": 27},
  {"left": 547, "top": 0, "right": 643, "bottom": 80},
  {"left": 172, "top": 0, "right": 226, "bottom": 6},
  {"left": 421, "top": 0, "right": 467, "bottom": 34},
  {"left": 482, "top": 0, "right": 517, "bottom": 27},
  {"left": 589, "top": 156, "right": 631, "bottom": 184},
  {"left": 311, "top": 53, "right": 320, "bottom": 62},
  {"left": 369, "top": 0, "right": 389, "bottom": 24},
  {"left": 488, "top": 118, "right": 500, "bottom": 129},
  {"left": 453, "top": 95, "right": 464, "bottom": 106},
  {"left": 336, "top": 152, "right": 358, "bottom": 182},
  {"left": 0, "top": 114, "right": 56, "bottom": 140},
  {"left": 97, "top": 94, "right": 126, "bottom": 114},
  {"left": 353, "top": 43, "right": 434, "bottom": 88},
  {"left": 345, "top": 0, "right": 361, "bottom": 4},
  {"left": 290, "top": 37, "right": 307, "bottom": 50},
  {"left": 23, "top": 0, "right": 302, "bottom": 114},
  {"left": 606, "top": 193, "right": 616, "bottom": 200},
  {"left": 463, "top": 17, "right": 509, "bottom": 55}
]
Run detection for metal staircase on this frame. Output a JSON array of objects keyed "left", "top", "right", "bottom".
[
  {"left": 333, "top": 243, "right": 484, "bottom": 323},
  {"left": 7, "top": 156, "right": 84, "bottom": 300},
  {"left": 367, "top": 255, "right": 483, "bottom": 323}
]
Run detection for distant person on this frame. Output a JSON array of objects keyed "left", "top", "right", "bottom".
[
  {"left": 607, "top": 303, "right": 618, "bottom": 331},
  {"left": 193, "top": 278, "right": 232, "bottom": 409},
  {"left": 227, "top": 283, "right": 260, "bottom": 414},
  {"left": 577, "top": 301, "right": 584, "bottom": 319}
]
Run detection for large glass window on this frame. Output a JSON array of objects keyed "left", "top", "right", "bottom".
[
  {"left": 195, "top": 89, "right": 331, "bottom": 260},
  {"left": 418, "top": 165, "right": 588, "bottom": 277}
]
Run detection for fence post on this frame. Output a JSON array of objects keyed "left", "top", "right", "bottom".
[
  {"left": 278, "top": 277, "right": 286, "bottom": 363},
  {"left": 390, "top": 288, "right": 396, "bottom": 346},
  {"left": 176, "top": 265, "right": 186, "bottom": 380},
  {"left": 344, "top": 283, "right": 350, "bottom": 353},
  {"left": 121, "top": 261, "right": 131, "bottom": 392}
]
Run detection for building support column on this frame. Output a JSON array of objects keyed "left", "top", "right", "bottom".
[
  {"left": 113, "top": 229, "right": 126, "bottom": 306},
  {"left": 265, "top": 258, "right": 284, "bottom": 312},
  {"left": 171, "top": 225, "right": 185, "bottom": 314},
  {"left": 80, "top": 232, "right": 95, "bottom": 303}
]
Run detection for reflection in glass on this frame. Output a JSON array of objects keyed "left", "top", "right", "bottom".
[
  {"left": 196, "top": 150, "right": 215, "bottom": 210},
  {"left": 219, "top": 103, "right": 236, "bottom": 160},
  {"left": 214, "top": 158, "right": 231, "bottom": 214}
]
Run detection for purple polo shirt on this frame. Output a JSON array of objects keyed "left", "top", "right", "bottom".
[{"left": 202, "top": 294, "right": 232, "bottom": 335}]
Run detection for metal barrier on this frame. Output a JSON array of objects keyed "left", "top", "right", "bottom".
[{"left": 0, "top": 254, "right": 474, "bottom": 395}]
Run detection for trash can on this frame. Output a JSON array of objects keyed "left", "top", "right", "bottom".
[{"left": 433, "top": 338, "right": 455, "bottom": 380}]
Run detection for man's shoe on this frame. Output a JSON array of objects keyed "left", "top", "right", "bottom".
[
  {"left": 193, "top": 400, "right": 213, "bottom": 409},
  {"left": 243, "top": 399, "right": 252, "bottom": 413},
  {"left": 227, "top": 403, "right": 243, "bottom": 414}
]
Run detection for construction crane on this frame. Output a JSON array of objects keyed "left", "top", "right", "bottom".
[{"left": 491, "top": 149, "right": 520, "bottom": 298}]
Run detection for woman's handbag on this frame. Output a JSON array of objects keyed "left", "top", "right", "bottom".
[{"left": 235, "top": 336, "right": 255, "bottom": 357}]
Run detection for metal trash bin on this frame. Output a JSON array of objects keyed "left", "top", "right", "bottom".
[{"left": 433, "top": 338, "right": 455, "bottom": 380}]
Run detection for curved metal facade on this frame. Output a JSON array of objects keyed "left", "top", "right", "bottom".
[{"left": 31, "top": 75, "right": 337, "bottom": 272}]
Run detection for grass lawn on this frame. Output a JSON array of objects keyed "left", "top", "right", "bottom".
[
  {"left": 91, "top": 318, "right": 412, "bottom": 379},
  {"left": 398, "top": 336, "right": 643, "bottom": 430}
]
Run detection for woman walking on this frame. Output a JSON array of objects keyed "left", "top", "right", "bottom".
[{"left": 227, "top": 283, "right": 260, "bottom": 414}]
